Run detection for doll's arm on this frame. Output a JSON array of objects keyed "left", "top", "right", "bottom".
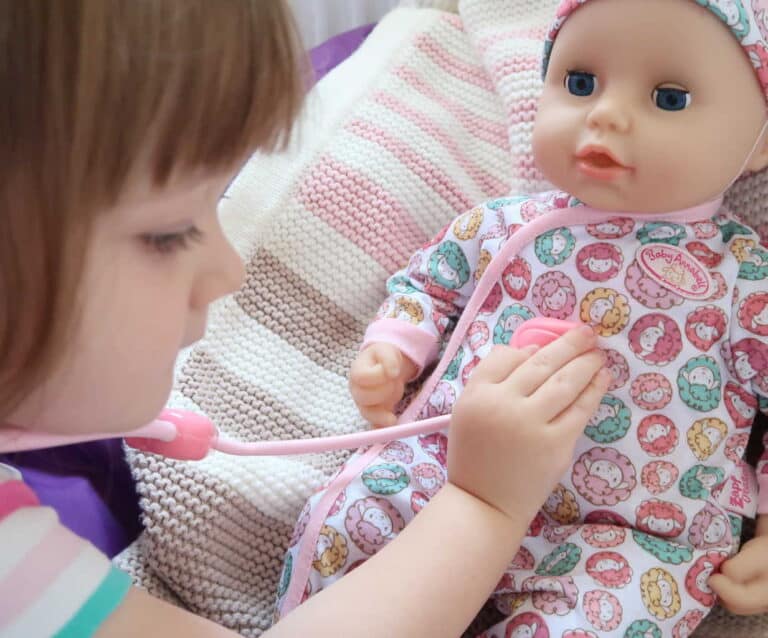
[
  {"left": 709, "top": 420, "right": 768, "bottom": 614},
  {"left": 349, "top": 209, "right": 488, "bottom": 425},
  {"left": 362, "top": 202, "right": 505, "bottom": 376},
  {"left": 349, "top": 202, "right": 517, "bottom": 425},
  {"left": 710, "top": 248, "right": 768, "bottom": 613}
]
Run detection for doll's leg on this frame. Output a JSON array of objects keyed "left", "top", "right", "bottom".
[
  {"left": 275, "top": 433, "right": 448, "bottom": 618},
  {"left": 274, "top": 469, "right": 377, "bottom": 618},
  {"left": 476, "top": 524, "right": 727, "bottom": 637}
]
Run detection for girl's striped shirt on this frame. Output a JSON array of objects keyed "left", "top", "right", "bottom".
[{"left": 0, "top": 463, "right": 131, "bottom": 637}]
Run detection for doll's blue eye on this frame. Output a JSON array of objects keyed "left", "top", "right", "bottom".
[
  {"left": 565, "top": 71, "right": 597, "bottom": 96},
  {"left": 653, "top": 87, "right": 691, "bottom": 111}
]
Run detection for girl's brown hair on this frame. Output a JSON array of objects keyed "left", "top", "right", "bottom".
[{"left": 0, "top": 0, "right": 306, "bottom": 418}]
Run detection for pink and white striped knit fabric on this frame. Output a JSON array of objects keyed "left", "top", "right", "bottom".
[{"left": 115, "top": 2, "right": 768, "bottom": 636}]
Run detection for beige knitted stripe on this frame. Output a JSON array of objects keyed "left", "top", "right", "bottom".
[
  {"left": 259, "top": 198, "right": 391, "bottom": 321},
  {"left": 177, "top": 348, "right": 351, "bottom": 472},
  {"left": 727, "top": 169, "right": 768, "bottom": 233},
  {"left": 112, "top": 537, "right": 184, "bottom": 608},
  {"left": 174, "top": 304, "right": 363, "bottom": 431},
  {"left": 137, "top": 468, "right": 295, "bottom": 636},
  {"left": 234, "top": 248, "right": 367, "bottom": 377}
]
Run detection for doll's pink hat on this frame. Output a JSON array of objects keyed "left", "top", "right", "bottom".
[{"left": 542, "top": 0, "right": 768, "bottom": 103}]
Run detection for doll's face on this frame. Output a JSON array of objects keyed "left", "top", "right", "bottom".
[{"left": 533, "top": 0, "right": 768, "bottom": 213}]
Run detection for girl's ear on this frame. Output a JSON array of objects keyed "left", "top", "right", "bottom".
[{"left": 746, "top": 123, "right": 768, "bottom": 172}]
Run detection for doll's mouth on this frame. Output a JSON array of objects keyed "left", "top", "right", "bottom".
[
  {"left": 581, "top": 153, "right": 620, "bottom": 168},
  {"left": 575, "top": 146, "right": 632, "bottom": 180}
]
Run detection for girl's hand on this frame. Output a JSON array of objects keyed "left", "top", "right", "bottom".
[
  {"left": 709, "top": 516, "right": 768, "bottom": 615},
  {"left": 447, "top": 326, "right": 610, "bottom": 521},
  {"left": 349, "top": 343, "right": 418, "bottom": 427}
]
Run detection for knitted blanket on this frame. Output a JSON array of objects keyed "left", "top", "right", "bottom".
[{"left": 115, "top": 1, "right": 768, "bottom": 636}]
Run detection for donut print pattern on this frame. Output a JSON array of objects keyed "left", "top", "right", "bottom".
[{"left": 278, "top": 192, "right": 768, "bottom": 636}]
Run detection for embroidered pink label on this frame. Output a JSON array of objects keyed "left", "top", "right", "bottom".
[
  {"left": 716, "top": 461, "right": 758, "bottom": 518},
  {"left": 636, "top": 243, "right": 713, "bottom": 299}
]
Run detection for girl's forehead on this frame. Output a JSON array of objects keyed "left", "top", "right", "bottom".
[{"left": 109, "top": 170, "right": 234, "bottom": 224}]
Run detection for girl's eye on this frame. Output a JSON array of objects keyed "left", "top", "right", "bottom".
[
  {"left": 141, "top": 226, "right": 203, "bottom": 254},
  {"left": 565, "top": 71, "right": 597, "bottom": 97},
  {"left": 653, "top": 87, "right": 691, "bottom": 111}
]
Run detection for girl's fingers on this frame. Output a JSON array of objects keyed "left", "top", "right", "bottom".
[
  {"left": 709, "top": 575, "right": 768, "bottom": 615},
  {"left": 351, "top": 380, "right": 404, "bottom": 408},
  {"left": 719, "top": 544, "right": 768, "bottom": 584},
  {"left": 525, "top": 350, "right": 606, "bottom": 422},
  {"left": 505, "top": 326, "right": 598, "bottom": 397},
  {"left": 466, "top": 344, "right": 537, "bottom": 386},
  {"left": 548, "top": 367, "right": 612, "bottom": 436}
]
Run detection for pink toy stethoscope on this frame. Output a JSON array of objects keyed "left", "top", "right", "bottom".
[{"left": 0, "top": 319, "right": 579, "bottom": 459}]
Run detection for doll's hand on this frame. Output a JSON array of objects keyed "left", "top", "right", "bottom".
[
  {"left": 349, "top": 343, "right": 418, "bottom": 427},
  {"left": 709, "top": 516, "right": 768, "bottom": 615},
  {"left": 448, "top": 326, "right": 610, "bottom": 522}
]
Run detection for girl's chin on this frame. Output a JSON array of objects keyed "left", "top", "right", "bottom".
[{"left": 127, "top": 378, "right": 175, "bottom": 431}]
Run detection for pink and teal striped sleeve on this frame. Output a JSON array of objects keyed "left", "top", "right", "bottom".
[{"left": 0, "top": 467, "right": 131, "bottom": 637}]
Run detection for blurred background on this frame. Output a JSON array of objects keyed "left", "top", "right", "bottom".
[{"left": 287, "top": 0, "right": 399, "bottom": 47}]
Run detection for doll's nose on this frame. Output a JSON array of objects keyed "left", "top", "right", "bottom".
[{"left": 586, "top": 93, "right": 632, "bottom": 134}]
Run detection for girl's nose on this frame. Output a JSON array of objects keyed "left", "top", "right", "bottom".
[{"left": 192, "top": 225, "right": 245, "bottom": 309}]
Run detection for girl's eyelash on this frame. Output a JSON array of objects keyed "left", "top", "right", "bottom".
[{"left": 141, "top": 226, "right": 204, "bottom": 254}]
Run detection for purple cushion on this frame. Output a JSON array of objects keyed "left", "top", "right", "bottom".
[
  {"left": 0, "top": 24, "right": 374, "bottom": 557},
  {"left": 310, "top": 23, "right": 375, "bottom": 82},
  {"left": 1, "top": 440, "right": 142, "bottom": 557}
]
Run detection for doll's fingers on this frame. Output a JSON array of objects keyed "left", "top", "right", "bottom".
[
  {"left": 709, "top": 574, "right": 768, "bottom": 615},
  {"left": 350, "top": 358, "right": 389, "bottom": 388},
  {"left": 467, "top": 344, "right": 536, "bottom": 386},
  {"left": 526, "top": 350, "right": 607, "bottom": 422},
  {"left": 373, "top": 345, "right": 402, "bottom": 379},
  {"left": 548, "top": 368, "right": 611, "bottom": 437},
  {"left": 351, "top": 381, "right": 404, "bottom": 408},
  {"left": 360, "top": 406, "right": 398, "bottom": 428},
  {"left": 506, "top": 326, "right": 598, "bottom": 397}
]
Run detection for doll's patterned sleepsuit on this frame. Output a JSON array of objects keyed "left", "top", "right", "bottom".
[{"left": 276, "top": 191, "right": 768, "bottom": 638}]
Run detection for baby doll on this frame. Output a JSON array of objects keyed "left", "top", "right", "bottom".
[{"left": 277, "top": 0, "right": 768, "bottom": 635}]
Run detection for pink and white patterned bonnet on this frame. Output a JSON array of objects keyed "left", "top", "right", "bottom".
[{"left": 542, "top": 0, "right": 768, "bottom": 103}]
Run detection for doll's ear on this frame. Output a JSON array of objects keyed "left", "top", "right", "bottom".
[{"left": 746, "top": 123, "right": 768, "bottom": 172}]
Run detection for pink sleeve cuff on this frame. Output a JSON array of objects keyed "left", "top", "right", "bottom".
[{"left": 362, "top": 319, "right": 440, "bottom": 378}]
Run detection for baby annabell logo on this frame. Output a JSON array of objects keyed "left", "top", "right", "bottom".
[{"left": 637, "top": 244, "right": 714, "bottom": 300}]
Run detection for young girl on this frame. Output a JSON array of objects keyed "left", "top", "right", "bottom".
[
  {"left": 278, "top": 0, "right": 768, "bottom": 635},
  {"left": 0, "top": 1, "right": 610, "bottom": 636}
]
